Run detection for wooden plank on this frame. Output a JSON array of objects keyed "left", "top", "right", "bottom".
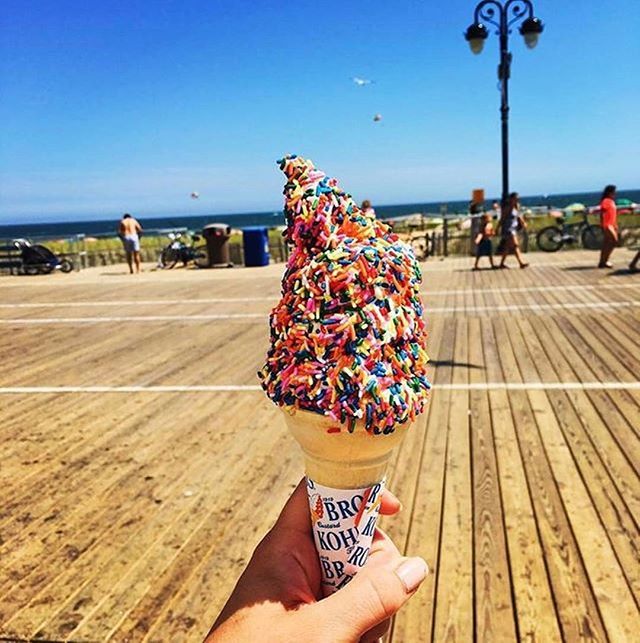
[
  {"left": 468, "top": 316, "right": 517, "bottom": 641},
  {"left": 139, "top": 442, "right": 302, "bottom": 642},
  {"left": 481, "top": 318, "right": 562, "bottom": 641},
  {"left": 1, "top": 394, "right": 244, "bottom": 634},
  {"left": 0, "top": 391, "right": 222, "bottom": 576},
  {"left": 520, "top": 320, "right": 640, "bottom": 600},
  {"left": 432, "top": 318, "right": 473, "bottom": 642},
  {"left": 391, "top": 314, "right": 455, "bottom": 642},
  {"left": 2, "top": 253, "right": 640, "bottom": 641},
  {"left": 520, "top": 315, "right": 640, "bottom": 514},
  {"left": 533, "top": 314, "right": 640, "bottom": 483},
  {"left": 591, "top": 310, "right": 640, "bottom": 364},
  {"left": 494, "top": 316, "right": 608, "bottom": 641},
  {"left": 607, "top": 313, "right": 640, "bottom": 352},
  {"left": 384, "top": 315, "right": 446, "bottom": 554},
  {"left": 0, "top": 394, "right": 181, "bottom": 547},
  {"left": 72, "top": 417, "right": 297, "bottom": 641},
  {"left": 511, "top": 319, "right": 640, "bottom": 635},
  {"left": 568, "top": 315, "right": 640, "bottom": 383}
]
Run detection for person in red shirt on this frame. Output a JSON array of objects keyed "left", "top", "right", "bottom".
[{"left": 598, "top": 184, "right": 618, "bottom": 268}]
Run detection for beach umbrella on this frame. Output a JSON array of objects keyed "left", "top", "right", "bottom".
[{"left": 564, "top": 202, "right": 586, "bottom": 212}]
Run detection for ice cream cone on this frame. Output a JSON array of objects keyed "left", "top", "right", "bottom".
[
  {"left": 260, "top": 156, "right": 430, "bottom": 594},
  {"left": 282, "top": 407, "right": 411, "bottom": 594},
  {"left": 282, "top": 407, "right": 410, "bottom": 488}
]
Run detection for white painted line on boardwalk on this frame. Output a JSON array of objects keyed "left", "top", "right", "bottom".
[
  {"left": 1, "top": 299, "right": 638, "bottom": 324},
  {"left": 1, "top": 283, "right": 638, "bottom": 309},
  {"left": 0, "top": 382, "right": 637, "bottom": 394},
  {"left": 433, "top": 300, "right": 640, "bottom": 313},
  {"left": 419, "top": 260, "right": 598, "bottom": 272},
  {"left": 0, "top": 272, "right": 284, "bottom": 287},
  {"left": 0, "top": 385, "right": 261, "bottom": 393},
  {"left": 0, "top": 314, "right": 265, "bottom": 324},
  {"left": 0, "top": 297, "right": 276, "bottom": 309},
  {"left": 421, "top": 283, "right": 640, "bottom": 297},
  {"left": 436, "top": 382, "right": 640, "bottom": 390}
]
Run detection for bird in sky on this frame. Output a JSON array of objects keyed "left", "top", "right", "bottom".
[{"left": 352, "top": 77, "right": 374, "bottom": 86}]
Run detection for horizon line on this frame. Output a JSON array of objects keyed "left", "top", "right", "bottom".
[{"left": 2, "top": 186, "right": 639, "bottom": 227}]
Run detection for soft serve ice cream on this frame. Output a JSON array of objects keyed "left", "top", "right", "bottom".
[{"left": 259, "top": 155, "right": 430, "bottom": 593}]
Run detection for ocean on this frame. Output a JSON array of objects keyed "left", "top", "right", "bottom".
[{"left": 2, "top": 189, "right": 638, "bottom": 240}]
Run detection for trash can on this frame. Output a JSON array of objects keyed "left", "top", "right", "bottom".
[
  {"left": 202, "top": 223, "right": 232, "bottom": 267},
  {"left": 242, "top": 227, "right": 270, "bottom": 267}
]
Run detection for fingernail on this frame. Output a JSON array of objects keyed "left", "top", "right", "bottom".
[{"left": 395, "top": 558, "right": 428, "bottom": 593}]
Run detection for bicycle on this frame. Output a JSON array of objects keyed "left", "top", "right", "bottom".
[
  {"left": 536, "top": 210, "right": 603, "bottom": 252},
  {"left": 159, "top": 232, "right": 208, "bottom": 269}
]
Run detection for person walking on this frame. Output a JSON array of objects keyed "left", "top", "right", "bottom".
[
  {"left": 497, "top": 192, "right": 529, "bottom": 269},
  {"left": 473, "top": 213, "right": 496, "bottom": 270},
  {"left": 598, "top": 185, "right": 618, "bottom": 269},
  {"left": 118, "top": 213, "right": 143, "bottom": 274}
]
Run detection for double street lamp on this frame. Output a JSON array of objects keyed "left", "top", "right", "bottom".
[{"left": 465, "top": 0, "right": 544, "bottom": 208}]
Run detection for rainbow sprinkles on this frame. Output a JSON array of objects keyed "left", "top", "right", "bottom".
[{"left": 259, "top": 155, "right": 430, "bottom": 433}]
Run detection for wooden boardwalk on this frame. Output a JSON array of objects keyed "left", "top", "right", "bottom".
[{"left": 0, "top": 249, "right": 638, "bottom": 642}]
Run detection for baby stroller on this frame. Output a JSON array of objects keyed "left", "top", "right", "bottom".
[{"left": 15, "top": 239, "right": 74, "bottom": 275}]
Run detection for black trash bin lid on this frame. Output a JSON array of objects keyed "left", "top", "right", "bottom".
[{"left": 203, "top": 223, "right": 231, "bottom": 235}]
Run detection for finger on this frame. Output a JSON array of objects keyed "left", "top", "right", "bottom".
[
  {"left": 272, "top": 478, "right": 311, "bottom": 535},
  {"left": 370, "top": 527, "right": 401, "bottom": 557},
  {"left": 379, "top": 490, "right": 402, "bottom": 516},
  {"left": 308, "top": 556, "right": 428, "bottom": 640},
  {"left": 373, "top": 527, "right": 400, "bottom": 556}
]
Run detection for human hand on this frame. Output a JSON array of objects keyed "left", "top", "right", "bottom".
[{"left": 206, "top": 479, "right": 428, "bottom": 643}]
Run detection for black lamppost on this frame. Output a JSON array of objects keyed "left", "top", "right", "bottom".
[{"left": 465, "top": 1, "right": 543, "bottom": 209}]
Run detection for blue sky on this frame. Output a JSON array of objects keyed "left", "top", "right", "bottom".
[{"left": 1, "top": 0, "right": 638, "bottom": 222}]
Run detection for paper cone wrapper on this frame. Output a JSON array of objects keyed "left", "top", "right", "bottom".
[{"left": 282, "top": 407, "right": 410, "bottom": 595}]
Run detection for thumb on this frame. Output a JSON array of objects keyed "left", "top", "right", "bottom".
[{"left": 310, "top": 557, "right": 428, "bottom": 641}]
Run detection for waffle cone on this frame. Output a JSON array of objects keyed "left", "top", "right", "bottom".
[{"left": 282, "top": 407, "right": 410, "bottom": 488}]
